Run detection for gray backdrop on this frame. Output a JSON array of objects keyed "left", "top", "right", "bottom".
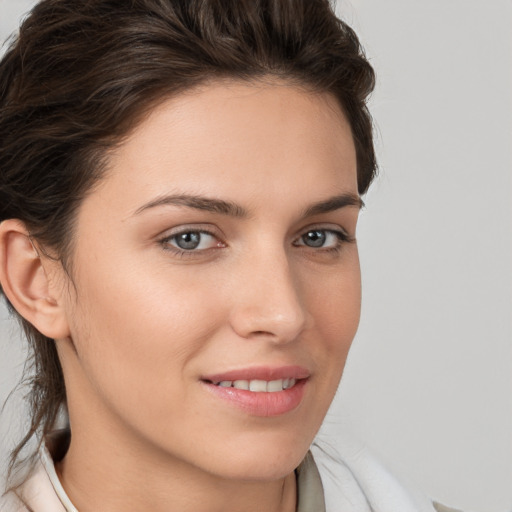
[{"left": 1, "top": 1, "right": 510, "bottom": 511}]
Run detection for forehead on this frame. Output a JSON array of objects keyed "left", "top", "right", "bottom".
[{"left": 87, "top": 80, "right": 358, "bottom": 217}]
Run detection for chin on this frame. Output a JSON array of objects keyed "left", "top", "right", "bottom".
[{"left": 196, "top": 432, "right": 313, "bottom": 481}]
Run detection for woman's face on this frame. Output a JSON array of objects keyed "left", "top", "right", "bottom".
[{"left": 56, "top": 80, "right": 361, "bottom": 480}]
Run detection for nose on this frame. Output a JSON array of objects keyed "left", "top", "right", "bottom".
[{"left": 228, "top": 250, "right": 309, "bottom": 343}]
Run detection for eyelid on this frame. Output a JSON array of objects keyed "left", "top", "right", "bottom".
[
  {"left": 158, "top": 223, "right": 224, "bottom": 240},
  {"left": 158, "top": 224, "right": 226, "bottom": 254},
  {"left": 292, "top": 225, "right": 355, "bottom": 255},
  {"left": 294, "top": 224, "right": 353, "bottom": 241}
]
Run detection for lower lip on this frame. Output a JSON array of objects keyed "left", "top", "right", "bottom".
[{"left": 202, "top": 379, "right": 307, "bottom": 417}]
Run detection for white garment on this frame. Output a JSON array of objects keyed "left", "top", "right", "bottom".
[
  {"left": 311, "top": 441, "right": 437, "bottom": 512},
  {"left": 2, "top": 446, "right": 74, "bottom": 512},
  {"left": 1, "top": 439, "right": 439, "bottom": 512}
]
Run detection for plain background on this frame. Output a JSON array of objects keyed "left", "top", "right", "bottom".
[{"left": 0, "top": 1, "right": 510, "bottom": 510}]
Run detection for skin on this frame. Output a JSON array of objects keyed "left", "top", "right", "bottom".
[{"left": 2, "top": 80, "right": 362, "bottom": 512}]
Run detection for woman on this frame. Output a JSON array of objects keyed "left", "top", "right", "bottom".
[{"left": 0, "top": 1, "right": 457, "bottom": 510}]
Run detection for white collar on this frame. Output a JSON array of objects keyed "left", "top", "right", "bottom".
[
  {"left": 311, "top": 439, "right": 437, "bottom": 512},
  {"left": 38, "top": 443, "right": 78, "bottom": 512}
]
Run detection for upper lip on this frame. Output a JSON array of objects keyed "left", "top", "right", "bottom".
[{"left": 202, "top": 365, "right": 311, "bottom": 384}]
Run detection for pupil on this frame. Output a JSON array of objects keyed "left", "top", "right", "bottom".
[
  {"left": 176, "top": 232, "right": 200, "bottom": 250},
  {"left": 304, "top": 230, "right": 325, "bottom": 247}
]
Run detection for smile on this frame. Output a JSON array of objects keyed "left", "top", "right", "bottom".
[
  {"left": 201, "top": 366, "right": 310, "bottom": 417},
  {"left": 213, "top": 378, "right": 297, "bottom": 392}
]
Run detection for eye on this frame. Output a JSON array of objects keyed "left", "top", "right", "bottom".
[
  {"left": 294, "top": 229, "right": 348, "bottom": 249},
  {"left": 163, "top": 230, "right": 222, "bottom": 251}
]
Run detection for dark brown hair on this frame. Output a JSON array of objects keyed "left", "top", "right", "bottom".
[{"left": 0, "top": 0, "right": 376, "bottom": 480}]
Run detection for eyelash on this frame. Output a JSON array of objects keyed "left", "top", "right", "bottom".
[
  {"left": 159, "top": 226, "right": 354, "bottom": 258},
  {"left": 293, "top": 228, "right": 354, "bottom": 255},
  {"left": 159, "top": 228, "right": 223, "bottom": 258}
]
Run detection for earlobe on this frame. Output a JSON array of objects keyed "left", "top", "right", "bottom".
[{"left": 0, "top": 219, "right": 70, "bottom": 340}]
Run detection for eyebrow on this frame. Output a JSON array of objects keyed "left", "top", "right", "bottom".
[
  {"left": 302, "top": 193, "right": 364, "bottom": 216},
  {"left": 133, "top": 192, "right": 363, "bottom": 218},
  {"left": 133, "top": 194, "right": 248, "bottom": 217}
]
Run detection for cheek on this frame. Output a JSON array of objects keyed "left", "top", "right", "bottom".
[
  {"left": 64, "top": 259, "right": 225, "bottom": 413},
  {"left": 305, "top": 256, "right": 361, "bottom": 378},
  {"left": 310, "top": 253, "right": 361, "bottom": 332},
  {"left": 321, "top": 278, "right": 361, "bottom": 343},
  {"left": 72, "top": 253, "right": 221, "bottom": 343}
]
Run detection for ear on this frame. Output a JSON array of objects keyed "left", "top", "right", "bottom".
[{"left": 0, "top": 219, "right": 70, "bottom": 339}]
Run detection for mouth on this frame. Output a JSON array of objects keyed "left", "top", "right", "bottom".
[
  {"left": 204, "top": 377, "right": 299, "bottom": 392},
  {"left": 200, "top": 366, "right": 310, "bottom": 417}
]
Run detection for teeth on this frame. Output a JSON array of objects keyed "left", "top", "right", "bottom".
[
  {"left": 214, "top": 378, "right": 297, "bottom": 392},
  {"left": 233, "top": 380, "right": 249, "bottom": 390},
  {"left": 267, "top": 379, "right": 283, "bottom": 392},
  {"left": 249, "top": 380, "right": 268, "bottom": 392},
  {"left": 284, "top": 378, "right": 296, "bottom": 389}
]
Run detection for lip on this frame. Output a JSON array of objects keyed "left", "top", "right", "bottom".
[
  {"left": 201, "top": 365, "right": 310, "bottom": 417},
  {"left": 201, "top": 365, "right": 310, "bottom": 384}
]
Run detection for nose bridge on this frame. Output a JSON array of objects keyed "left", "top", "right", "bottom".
[{"left": 229, "top": 244, "right": 308, "bottom": 342}]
